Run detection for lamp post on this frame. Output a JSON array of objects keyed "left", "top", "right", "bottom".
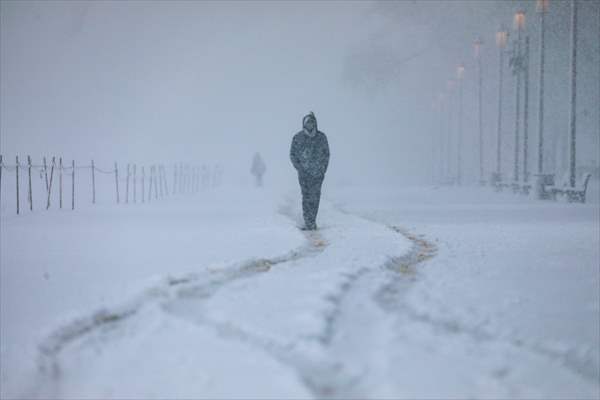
[
  {"left": 512, "top": 10, "right": 526, "bottom": 184},
  {"left": 457, "top": 63, "right": 465, "bottom": 185},
  {"left": 474, "top": 38, "right": 484, "bottom": 185},
  {"left": 492, "top": 27, "right": 508, "bottom": 188},
  {"left": 568, "top": 0, "right": 578, "bottom": 189},
  {"left": 437, "top": 92, "right": 446, "bottom": 182},
  {"left": 523, "top": 35, "right": 530, "bottom": 183},
  {"left": 534, "top": 0, "right": 555, "bottom": 199},
  {"left": 536, "top": 0, "right": 548, "bottom": 175},
  {"left": 447, "top": 79, "right": 456, "bottom": 183}
]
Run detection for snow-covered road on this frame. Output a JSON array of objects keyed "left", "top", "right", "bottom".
[{"left": 2, "top": 184, "right": 599, "bottom": 399}]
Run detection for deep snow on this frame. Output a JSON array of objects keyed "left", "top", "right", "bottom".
[{"left": 1, "top": 182, "right": 599, "bottom": 399}]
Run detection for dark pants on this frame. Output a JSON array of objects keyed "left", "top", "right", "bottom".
[{"left": 298, "top": 174, "right": 324, "bottom": 229}]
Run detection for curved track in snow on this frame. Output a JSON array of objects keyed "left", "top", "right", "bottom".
[{"left": 26, "top": 201, "right": 431, "bottom": 399}]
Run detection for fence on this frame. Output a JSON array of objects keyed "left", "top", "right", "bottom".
[{"left": 0, "top": 155, "right": 223, "bottom": 215}]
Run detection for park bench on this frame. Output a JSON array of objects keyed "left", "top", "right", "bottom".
[
  {"left": 493, "top": 180, "right": 511, "bottom": 192},
  {"left": 547, "top": 173, "right": 592, "bottom": 203},
  {"left": 518, "top": 180, "right": 533, "bottom": 195},
  {"left": 509, "top": 177, "right": 533, "bottom": 195}
]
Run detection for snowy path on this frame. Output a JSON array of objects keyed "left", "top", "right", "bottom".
[
  {"left": 23, "top": 197, "right": 413, "bottom": 399},
  {"left": 9, "top": 186, "right": 599, "bottom": 399}
]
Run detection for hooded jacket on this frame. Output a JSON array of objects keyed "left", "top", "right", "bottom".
[{"left": 290, "top": 112, "right": 330, "bottom": 177}]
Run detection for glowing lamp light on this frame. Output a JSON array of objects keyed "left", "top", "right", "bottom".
[
  {"left": 536, "top": 0, "right": 549, "bottom": 13},
  {"left": 496, "top": 29, "right": 508, "bottom": 48},
  {"left": 474, "top": 38, "right": 483, "bottom": 58},
  {"left": 514, "top": 10, "right": 526, "bottom": 30},
  {"left": 457, "top": 64, "right": 465, "bottom": 80}
]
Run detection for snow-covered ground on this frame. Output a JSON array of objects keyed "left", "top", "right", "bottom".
[
  {"left": 1, "top": 181, "right": 599, "bottom": 399},
  {"left": 1, "top": 186, "right": 307, "bottom": 398},
  {"left": 329, "top": 182, "right": 600, "bottom": 398}
]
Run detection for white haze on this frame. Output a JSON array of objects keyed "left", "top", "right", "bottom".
[{"left": 1, "top": 0, "right": 599, "bottom": 187}]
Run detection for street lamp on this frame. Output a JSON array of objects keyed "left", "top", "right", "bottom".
[
  {"left": 536, "top": 0, "right": 548, "bottom": 175},
  {"left": 492, "top": 27, "right": 508, "bottom": 188},
  {"left": 437, "top": 92, "right": 446, "bottom": 181},
  {"left": 514, "top": 10, "right": 526, "bottom": 31},
  {"left": 447, "top": 79, "right": 456, "bottom": 183},
  {"left": 474, "top": 38, "right": 484, "bottom": 184},
  {"left": 511, "top": 10, "right": 526, "bottom": 185},
  {"left": 457, "top": 63, "right": 465, "bottom": 185},
  {"left": 534, "top": 0, "right": 555, "bottom": 199},
  {"left": 568, "top": 0, "right": 578, "bottom": 190},
  {"left": 523, "top": 35, "right": 531, "bottom": 184}
]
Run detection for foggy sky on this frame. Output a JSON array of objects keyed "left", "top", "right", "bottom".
[{"left": 1, "top": 1, "right": 599, "bottom": 187}]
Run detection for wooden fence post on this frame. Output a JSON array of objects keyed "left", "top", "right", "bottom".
[
  {"left": 178, "top": 163, "right": 182, "bottom": 194},
  {"left": 161, "top": 165, "right": 169, "bottom": 197},
  {"left": 91, "top": 159, "right": 96, "bottom": 204},
  {"left": 125, "top": 163, "right": 130, "bottom": 204},
  {"left": 163, "top": 165, "right": 167, "bottom": 197},
  {"left": 183, "top": 164, "right": 186, "bottom": 194},
  {"left": 141, "top": 166, "right": 145, "bottom": 203},
  {"left": 181, "top": 163, "right": 185, "bottom": 194},
  {"left": 133, "top": 164, "right": 137, "bottom": 203},
  {"left": 59, "top": 158, "right": 63, "bottom": 209},
  {"left": 154, "top": 165, "right": 159, "bottom": 200},
  {"left": 114, "top": 162, "right": 120, "bottom": 204},
  {"left": 43, "top": 156, "right": 49, "bottom": 194},
  {"left": 47, "top": 157, "right": 55, "bottom": 209},
  {"left": 0, "top": 155, "right": 3, "bottom": 206},
  {"left": 72, "top": 160, "right": 75, "bottom": 210},
  {"left": 191, "top": 166, "right": 195, "bottom": 194},
  {"left": 185, "top": 164, "right": 189, "bottom": 194},
  {"left": 158, "top": 165, "right": 162, "bottom": 198},
  {"left": 158, "top": 165, "right": 164, "bottom": 198},
  {"left": 27, "top": 155, "right": 33, "bottom": 211},
  {"left": 16, "top": 156, "right": 20, "bottom": 215},
  {"left": 147, "top": 165, "right": 153, "bottom": 203},
  {"left": 197, "top": 166, "right": 200, "bottom": 193},
  {"left": 173, "top": 164, "right": 177, "bottom": 195},
  {"left": 190, "top": 166, "right": 194, "bottom": 194}
]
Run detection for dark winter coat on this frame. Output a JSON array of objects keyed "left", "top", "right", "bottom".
[{"left": 290, "top": 114, "right": 330, "bottom": 178}]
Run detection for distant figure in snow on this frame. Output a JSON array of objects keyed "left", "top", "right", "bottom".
[
  {"left": 251, "top": 152, "right": 266, "bottom": 187},
  {"left": 290, "top": 111, "right": 330, "bottom": 231},
  {"left": 212, "top": 164, "right": 223, "bottom": 187}
]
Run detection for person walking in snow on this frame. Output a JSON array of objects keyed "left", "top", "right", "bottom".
[
  {"left": 251, "top": 152, "right": 266, "bottom": 187},
  {"left": 290, "top": 112, "right": 330, "bottom": 231}
]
